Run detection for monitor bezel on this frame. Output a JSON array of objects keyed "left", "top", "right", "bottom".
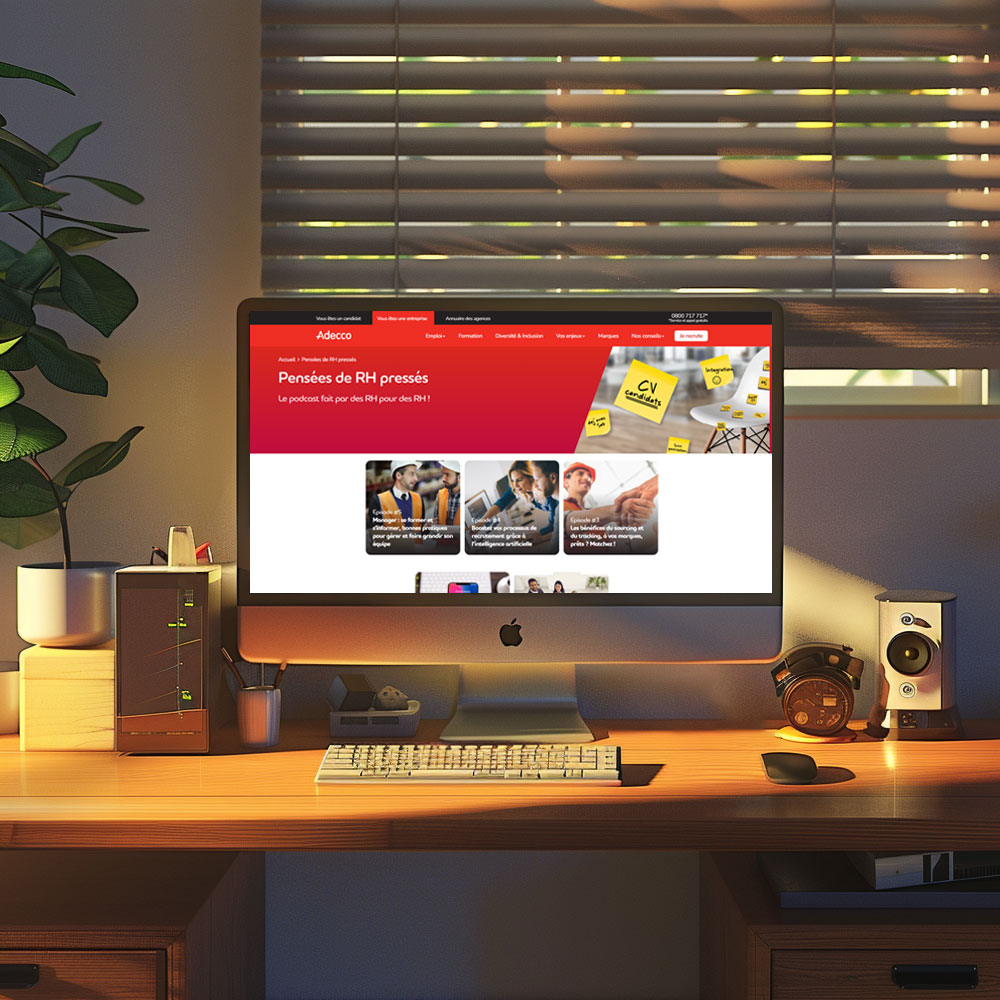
[{"left": 237, "top": 294, "right": 782, "bottom": 608}]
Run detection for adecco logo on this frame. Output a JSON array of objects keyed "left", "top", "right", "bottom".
[{"left": 316, "top": 330, "right": 353, "bottom": 340}]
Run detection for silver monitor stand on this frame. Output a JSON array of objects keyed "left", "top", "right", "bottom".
[{"left": 439, "top": 661, "right": 593, "bottom": 743}]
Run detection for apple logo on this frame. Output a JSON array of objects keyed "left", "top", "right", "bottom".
[{"left": 499, "top": 618, "right": 523, "bottom": 647}]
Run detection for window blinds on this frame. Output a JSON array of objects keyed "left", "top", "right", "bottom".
[{"left": 261, "top": 0, "right": 999, "bottom": 366}]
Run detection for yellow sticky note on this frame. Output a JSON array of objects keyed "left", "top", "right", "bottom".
[
  {"left": 666, "top": 436, "right": 690, "bottom": 454},
  {"left": 763, "top": 360, "right": 771, "bottom": 372},
  {"left": 720, "top": 404, "right": 731, "bottom": 412},
  {"left": 733, "top": 409, "right": 744, "bottom": 419},
  {"left": 754, "top": 411, "right": 767, "bottom": 419},
  {"left": 613, "top": 359, "right": 678, "bottom": 424},
  {"left": 758, "top": 376, "right": 770, "bottom": 391},
  {"left": 700, "top": 354, "right": 734, "bottom": 389},
  {"left": 585, "top": 408, "right": 610, "bottom": 436},
  {"left": 716, "top": 421, "right": 727, "bottom": 430},
  {"left": 746, "top": 393, "right": 758, "bottom": 405}
]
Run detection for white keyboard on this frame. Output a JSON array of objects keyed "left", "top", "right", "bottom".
[{"left": 315, "top": 743, "right": 622, "bottom": 784}]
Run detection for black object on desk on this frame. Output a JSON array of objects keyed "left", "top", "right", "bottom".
[
  {"left": 761, "top": 751, "right": 817, "bottom": 785},
  {"left": 329, "top": 673, "right": 375, "bottom": 712}
]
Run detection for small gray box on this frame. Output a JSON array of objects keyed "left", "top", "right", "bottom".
[{"left": 329, "top": 700, "right": 421, "bottom": 740}]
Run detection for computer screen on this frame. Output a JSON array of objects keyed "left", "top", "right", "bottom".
[{"left": 238, "top": 296, "right": 782, "bottom": 741}]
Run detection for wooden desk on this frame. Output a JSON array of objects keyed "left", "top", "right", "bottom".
[{"left": 3, "top": 720, "right": 1000, "bottom": 851}]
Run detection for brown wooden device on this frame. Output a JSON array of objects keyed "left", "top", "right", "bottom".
[{"left": 115, "top": 565, "right": 233, "bottom": 752}]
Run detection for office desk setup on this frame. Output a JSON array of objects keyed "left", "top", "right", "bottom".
[
  {"left": 3, "top": 719, "right": 999, "bottom": 851},
  {"left": 6, "top": 722, "right": 1000, "bottom": 998}
]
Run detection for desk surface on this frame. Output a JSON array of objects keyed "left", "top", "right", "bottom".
[{"left": 3, "top": 720, "right": 1000, "bottom": 851}]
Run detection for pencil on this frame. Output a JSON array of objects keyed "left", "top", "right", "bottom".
[{"left": 220, "top": 647, "right": 246, "bottom": 689}]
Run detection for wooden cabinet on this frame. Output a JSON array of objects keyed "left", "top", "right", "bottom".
[
  {"left": 701, "top": 853, "right": 1000, "bottom": 1000},
  {"left": 0, "top": 852, "right": 263, "bottom": 1000}
]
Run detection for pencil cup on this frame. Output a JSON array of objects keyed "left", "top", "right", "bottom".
[{"left": 237, "top": 685, "right": 281, "bottom": 748}]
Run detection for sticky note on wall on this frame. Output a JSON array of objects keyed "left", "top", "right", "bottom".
[
  {"left": 613, "top": 360, "right": 678, "bottom": 424},
  {"left": 666, "top": 437, "right": 690, "bottom": 454},
  {"left": 746, "top": 393, "right": 758, "bottom": 405},
  {"left": 758, "top": 376, "right": 770, "bottom": 391},
  {"left": 700, "top": 355, "right": 734, "bottom": 389},
  {"left": 585, "top": 409, "right": 611, "bottom": 436}
]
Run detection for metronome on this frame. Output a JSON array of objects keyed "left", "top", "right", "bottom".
[{"left": 115, "top": 565, "right": 232, "bottom": 752}]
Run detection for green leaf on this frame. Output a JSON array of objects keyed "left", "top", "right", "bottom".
[
  {"left": 0, "top": 508, "right": 61, "bottom": 549},
  {"left": 0, "top": 128, "right": 59, "bottom": 177},
  {"left": 0, "top": 240, "right": 20, "bottom": 270},
  {"left": 0, "top": 61, "right": 74, "bottom": 94},
  {"left": 41, "top": 210, "right": 147, "bottom": 234},
  {"left": 0, "top": 163, "right": 64, "bottom": 210},
  {"left": 0, "top": 335, "right": 22, "bottom": 356},
  {"left": 31, "top": 286, "right": 73, "bottom": 313},
  {"left": 0, "top": 370, "right": 22, "bottom": 406},
  {"left": 4, "top": 241, "right": 56, "bottom": 291},
  {"left": 47, "top": 122, "right": 100, "bottom": 166},
  {"left": 0, "top": 280, "right": 34, "bottom": 329},
  {"left": 46, "top": 226, "right": 115, "bottom": 252},
  {"left": 0, "top": 403, "right": 66, "bottom": 460},
  {"left": 0, "top": 458, "right": 69, "bottom": 518},
  {"left": 47, "top": 244, "right": 138, "bottom": 336},
  {"left": 26, "top": 326, "right": 107, "bottom": 396},
  {"left": 59, "top": 425, "right": 142, "bottom": 486},
  {"left": 53, "top": 174, "right": 143, "bottom": 204},
  {"left": 0, "top": 337, "right": 33, "bottom": 371}
]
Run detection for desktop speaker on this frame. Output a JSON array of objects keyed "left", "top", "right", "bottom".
[
  {"left": 874, "top": 590, "right": 962, "bottom": 740},
  {"left": 115, "top": 565, "right": 234, "bottom": 752}
]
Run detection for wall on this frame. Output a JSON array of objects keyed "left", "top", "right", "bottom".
[{"left": 6, "top": 5, "right": 999, "bottom": 1000}]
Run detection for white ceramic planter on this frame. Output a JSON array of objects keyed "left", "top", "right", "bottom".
[{"left": 16, "top": 562, "right": 119, "bottom": 648}]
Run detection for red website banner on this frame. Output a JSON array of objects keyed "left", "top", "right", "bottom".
[
  {"left": 250, "top": 344, "right": 612, "bottom": 454},
  {"left": 249, "top": 317, "right": 773, "bottom": 455}
]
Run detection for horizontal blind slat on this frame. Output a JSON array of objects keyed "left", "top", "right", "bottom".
[
  {"left": 261, "top": 25, "right": 996, "bottom": 58},
  {"left": 262, "top": 0, "right": 999, "bottom": 26},
  {"left": 262, "top": 158, "right": 1000, "bottom": 192},
  {"left": 262, "top": 222, "right": 999, "bottom": 256},
  {"left": 261, "top": 125, "right": 1000, "bottom": 158},
  {"left": 783, "top": 296, "right": 1000, "bottom": 368},
  {"left": 262, "top": 256, "right": 999, "bottom": 290},
  {"left": 262, "top": 190, "right": 1000, "bottom": 223},
  {"left": 262, "top": 92, "right": 1000, "bottom": 125},
  {"left": 263, "top": 57, "right": 1000, "bottom": 93}
]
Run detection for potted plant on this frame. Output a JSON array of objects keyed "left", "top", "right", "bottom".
[{"left": 0, "top": 61, "right": 145, "bottom": 646}]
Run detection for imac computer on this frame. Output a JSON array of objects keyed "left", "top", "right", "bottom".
[{"left": 237, "top": 296, "right": 782, "bottom": 742}]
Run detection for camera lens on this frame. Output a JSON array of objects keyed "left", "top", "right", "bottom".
[{"left": 887, "top": 631, "right": 933, "bottom": 675}]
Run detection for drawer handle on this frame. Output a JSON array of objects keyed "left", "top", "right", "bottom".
[
  {"left": 0, "top": 963, "right": 40, "bottom": 988},
  {"left": 892, "top": 964, "right": 978, "bottom": 990}
]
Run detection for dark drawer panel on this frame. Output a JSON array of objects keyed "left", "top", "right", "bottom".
[
  {"left": 772, "top": 949, "right": 1000, "bottom": 999},
  {"left": 0, "top": 950, "right": 163, "bottom": 1000}
]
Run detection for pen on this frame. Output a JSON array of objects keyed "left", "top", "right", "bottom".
[
  {"left": 221, "top": 647, "right": 246, "bottom": 689},
  {"left": 273, "top": 660, "right": 288, "bottom": 688}
]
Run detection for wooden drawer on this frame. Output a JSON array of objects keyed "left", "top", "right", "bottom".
[
  {"left": 772, "top": 949, "right": 1000, "bottom": 999},
  {"left": 0, "top": 950, "right": 164, "bottom": 1000}
]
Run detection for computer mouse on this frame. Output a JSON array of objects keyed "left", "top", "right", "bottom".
[{"left": 761, "top": 751, "right": 818, "bottom": 785}]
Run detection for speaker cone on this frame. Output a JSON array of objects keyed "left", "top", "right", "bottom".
[{"left": 887, "top": 631, "right": 933, "bottom": 675}]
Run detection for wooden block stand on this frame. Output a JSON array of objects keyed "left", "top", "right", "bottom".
[
  {"left": 701, "top": 852, "right": 1000, "bottom": 999},
  {"left": 0, "top": 851, "right": 263, "bottom": 1000},
  {"left": 19, "top": 644, "right": 115, "bottom": 751}
]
